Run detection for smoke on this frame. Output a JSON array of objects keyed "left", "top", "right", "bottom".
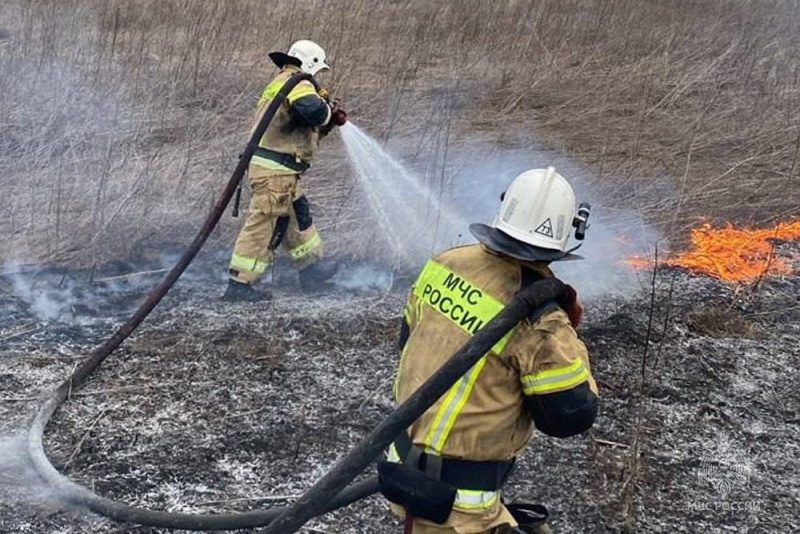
[
  {"left": 0, "top": 434, "right": 61, "bottom": 510},
  {"left": 6, "top": 270, "right": 82, "bottom": 324},
  {"left": 341, "top": 126, "right": 660, "bottom": 300},
  {"left": 1, "top": 257, "right": 173, "bottom": 325},
  {"left": 328, "top": 260, "right": 394, "bottom": 293}
]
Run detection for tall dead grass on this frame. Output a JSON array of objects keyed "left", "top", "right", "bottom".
[{"left": 0, "top": 0, "right": 798, "bottom": 265}]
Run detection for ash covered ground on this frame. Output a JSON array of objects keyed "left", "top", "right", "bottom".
[{"left": 0, "top": 245, "right": 798, "bottom": 534}]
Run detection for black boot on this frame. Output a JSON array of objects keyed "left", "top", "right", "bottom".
[
  {"left": 298, "top": 259, "right": 339, "bottom": 293},
  {"left": 506, "top": 503, "right": 551, "bottom": 534},
  {"left": 221, "top": 279, "right": 272, "bottom": 302}
]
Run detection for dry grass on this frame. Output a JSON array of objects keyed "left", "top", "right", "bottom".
[{"left": 0, "top": 0, "right": 799, "bottom": 266}]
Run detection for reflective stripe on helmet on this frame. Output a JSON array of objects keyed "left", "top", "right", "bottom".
[
  {"left": 492, "top": 167, "right": 577, "bottom": 252},
  {"left": 230, "top": 252, "right": 269, "bottom": 274},
  {"left": 287, "top": 39, "right": 329, "bottom": 75},
  {"left": 522, "top": 359, "right": 590, "bottom": 395}
]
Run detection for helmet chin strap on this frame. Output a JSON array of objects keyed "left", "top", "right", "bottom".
[{"left": 553, "top": 243, "right": 582, "bottom": 260}]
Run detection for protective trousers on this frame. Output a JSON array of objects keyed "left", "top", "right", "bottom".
[
  {"left": 391, "top": 502, "right": 550, "bottom": 533},
  {"left": 228, "top": 171, "right": 323, "bottom": 284},
  {"left": 401, "top": 520, "right": 546, "bottom": 534},
  {"left": 400, "top": 520, "right": 520, "bottom": 534},
  {"left": 390, "top": 502, "right": 518, "bottom": 534}
]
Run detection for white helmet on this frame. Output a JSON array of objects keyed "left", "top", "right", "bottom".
[
  {"left": 469, "top": 167, "right": 584, "bottom": 261},
  {"left": 287, "top": 39, "right": 330, "bottom": 75}
]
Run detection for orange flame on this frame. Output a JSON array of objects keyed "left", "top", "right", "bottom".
[{"left": 625, "top": 219, "right": 800, "bottom": 283}]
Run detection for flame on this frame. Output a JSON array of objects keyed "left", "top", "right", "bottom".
[{"left": 625, "top": 219, "right": 800, "bottom": 283}]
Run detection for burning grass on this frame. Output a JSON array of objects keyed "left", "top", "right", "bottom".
[{"left": 625, "top": 218, "right": 800, "bottom": 283}]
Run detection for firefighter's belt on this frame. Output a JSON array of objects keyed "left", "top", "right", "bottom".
[
  {"left": 253, "top": 147, "right": 310, "bottom": 172},
  {"left": 394, "top": 432, "right": 515, "bottom": 492}
]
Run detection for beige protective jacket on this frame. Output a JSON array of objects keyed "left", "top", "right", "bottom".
[
  {"left": 391, "top": 244, "right": 597, "bottom": 530},
  {"left": 249, "top": 65, "right": 328, "bottom": 175},
  {"left": 396, "top": 244, "right": 597, "bottom": 460}
]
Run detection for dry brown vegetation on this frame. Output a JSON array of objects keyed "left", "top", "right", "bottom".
[{"left": 1, "top": 0, "right": 799, "bottom": 266}]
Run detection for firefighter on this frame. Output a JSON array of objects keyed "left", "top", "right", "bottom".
[
  {"left": 223, "top": 39, "right": 347, "bottom": 302},
  {"left": 381, "top": 168, "right": 598, "bottom": 533}
]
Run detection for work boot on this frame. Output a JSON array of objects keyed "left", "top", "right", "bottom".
[
  {"left": 507, "top": 503, "right": 551, "bottom": 534},
  {"left": 298, "top": 259, "right": 339, "bottom": 293},
  {"left": 221, "top": 279, "right": 272, "bottom": 302}
]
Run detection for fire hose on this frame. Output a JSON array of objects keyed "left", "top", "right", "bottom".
[{"left": 25, "top": 71, "right": 567, "bottom": 531}]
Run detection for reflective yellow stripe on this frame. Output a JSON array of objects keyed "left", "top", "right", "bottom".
[
  {"left": 260, "top": 79, "right": 319, "bottom": 104},
  {"left": 287, "top": 84, "right": 318, "bottom": 103},
  {"left": 424, "top": 357, "right": 488, "bottom": 454},
  {"left": 412, "top": 260, "right": 514, "bottom": 354},
  {"left": 522, "top": 359, "right": 589, "bottom": 395},
  {"left": 260, "top": 79, "right": 284, "bottom": 101},
  {"left": 230, "top": 253, "right": 269, "bottom": 274},
  {"left": 454, "top": 489, "right": 499, "bottom": 510},
  {"left": 289, "top": 233, "right": 322, "bottom": 260},
  {"left": 387, "top": 443, "right": 401, "bottom": 462},
  {"left": 385, "top": 445, "right": 498, "bottom": 510},
  {"left": 250, "top": 154, "right": 295, "bottom": 172}
]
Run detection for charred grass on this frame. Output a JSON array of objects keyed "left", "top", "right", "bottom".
[{"left": 1, "top": 249, "right": 799, "bottom": 532}]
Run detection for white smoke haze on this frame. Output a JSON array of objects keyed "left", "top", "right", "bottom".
[
  {"left": 340, "top": 123, "right": 660, "bottom": 300},
  {"left": 0, "top": 255, "right": 171, "bottom": 325},
  {"left": 6, "top": 270, "right": 82, "bottom": 324},
  {"left": 0, "top": 434, "right": 61, "bottom": 511}
]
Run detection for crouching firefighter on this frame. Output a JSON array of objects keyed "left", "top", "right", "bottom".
[
  {"left": 224, "top": 39, "right": 348, "bottom": 302},
  {"left": 379, "top": 168, "right": 599, "bottom": 533}
]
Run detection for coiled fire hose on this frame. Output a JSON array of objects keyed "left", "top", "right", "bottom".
[{"left": 25, "top": 69, "right": 567, "bottom": 531}]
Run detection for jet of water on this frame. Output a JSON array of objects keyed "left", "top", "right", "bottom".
[{"left": 339, "top": 123, "right": 468, "bottom": 268}]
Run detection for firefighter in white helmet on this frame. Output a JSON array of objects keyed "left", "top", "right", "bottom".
[
  {"left": 224, "top": 39, "right": 348, "bottom": 301},
  {"left": 381, "top": 168, "right": 598, "bottom": 533}
]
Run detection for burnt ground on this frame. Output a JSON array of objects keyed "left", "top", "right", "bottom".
[{"left": 0, "top": 244, "right": 798, "bottom": 534}]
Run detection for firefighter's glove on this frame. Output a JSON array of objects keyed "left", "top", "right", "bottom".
[
  {"left": 515, "top": 278, "right": 566, "bottom": 316},
  {"left": 330, "top": 99, "right": 348, "bottom": 126},
  {"left": 559, "top": 284, "right": 584, "bottom": 329}
]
